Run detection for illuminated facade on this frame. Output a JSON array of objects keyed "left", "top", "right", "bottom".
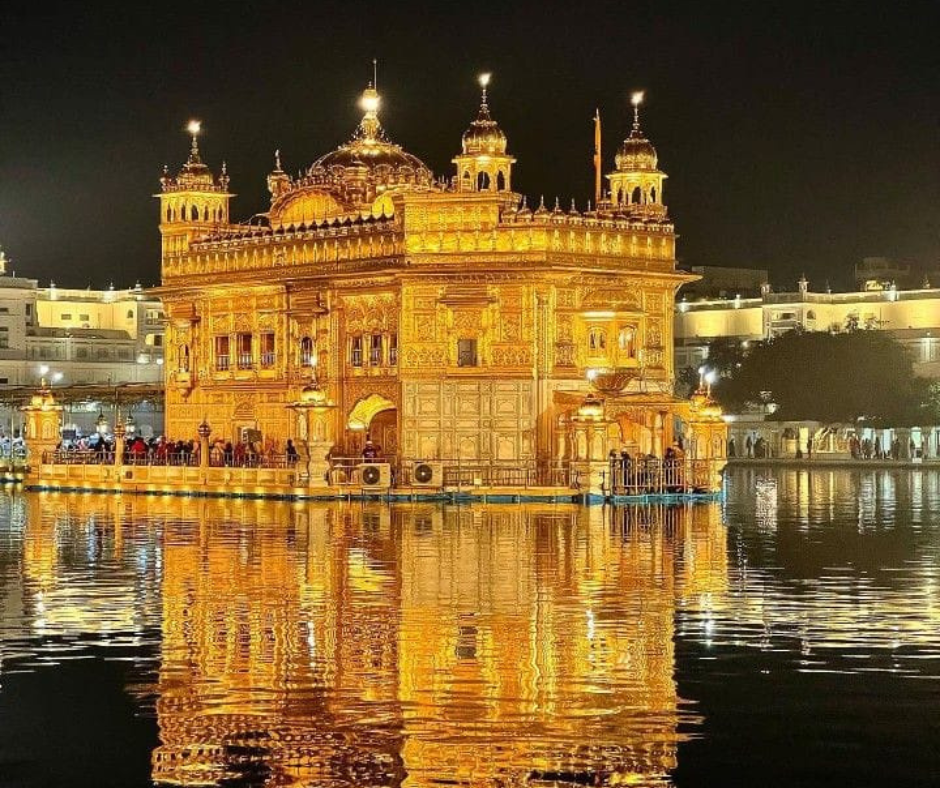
[
  {"left": 156, "top": 79, "right": 723, "bottom": 468},
  {"left": 675, "top": 279, "right": 940, "bottom": 379}
]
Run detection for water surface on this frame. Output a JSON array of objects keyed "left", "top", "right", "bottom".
[{"left": 0, "top": 467, "right": 938, "bottom": 786}]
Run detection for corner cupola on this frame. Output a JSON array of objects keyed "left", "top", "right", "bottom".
[{"left": 453, "top": 74, "right": 516, "bottom": 193}]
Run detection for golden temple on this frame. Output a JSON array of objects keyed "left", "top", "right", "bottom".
[{"left": 151, "top": 76, "right": 726, "bottom": 485}]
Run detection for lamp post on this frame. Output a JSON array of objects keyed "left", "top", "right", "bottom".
[{"left": 288, "top": 378, "right": 336, "bottom": 488}]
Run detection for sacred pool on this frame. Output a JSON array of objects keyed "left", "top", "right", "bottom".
[{"left": 0, "top": 466, "right": 938, "bottom": 787}]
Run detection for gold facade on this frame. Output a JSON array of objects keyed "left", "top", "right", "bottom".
[{"left": 156, "top": 81, "right": 712, "bottom": 463}]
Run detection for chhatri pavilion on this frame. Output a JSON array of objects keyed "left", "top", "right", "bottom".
[{"left": 150, "top": 76, "right": 725, "bottom": 486}]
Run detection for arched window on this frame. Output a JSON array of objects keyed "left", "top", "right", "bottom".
[
  {"left": 462, "top": 170, "right": 471, "bottom": 190},
  {"left": 631, "top": 186, "right": 642, "bottom": 204},
  {"left": 650, "top": 186, "right": 657, "bottom": 203},
  {"left": 179, "top": 343, "right": 190, "bottom": 372},
  {"left": 203, "top": 206, "right": 209, "bottom": 221},
  {"left": 588, "top": 327, "right": 606, "bottom": 352},
  {"left": 299, "top": 336, "right": 314, "bottom": 367},
  {"left": 190, "top": 204, "right": 199, "bottom": 221},
  {"left": 618, "top": 327, "right": 636, "bottom": 357},
  {"left": 615, "top": 187, "right": 623, "bottom": 205},
  {"left": 477, "top": 172, "right": 490, "bottom": 191},
  {"left": 166, "top": 206, "right": 172, "bottom": 222},
  {"left": 496, "top": 170, "right": 506, "bottom": 191}
]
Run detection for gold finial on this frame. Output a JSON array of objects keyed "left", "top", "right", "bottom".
[
  {"left": 630, "top": 91, "right": 645, "bottom": 132},
  {"left": 373, "top": 58, "right": 378, "bottom": 90},
  {"left": 274, "top": 149, "right": 282, "bottom": 170},
  {"left": 357, "top": 82, "right": 382, "bottom": 141},
  {"left": 186, "top": 119, "right": 202, "bottom": 159},
  {"left": 478, "top": 72, "right": 492, "bottom": 106}
]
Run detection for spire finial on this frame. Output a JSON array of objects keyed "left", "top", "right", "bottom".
[
  {"left": 478, "top": 72, "right": 492, "bottom": 107},
  {"left": 186, "top": 119, "right": 202, "bottom": 160},
  {"left": 373, "top": 58, "right": 378, "bottom": 91},
  {"left": 274, "top": 149, "right": 282, "bottom": 171},
  {"left": 630, "top": 91, "right": 645, "bottom": 133}
]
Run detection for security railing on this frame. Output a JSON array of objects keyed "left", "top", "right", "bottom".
[
  {"left": 41, "top": 450, "right": 295, "bottom": 469},
  {"left": 330, "top": 458, "right": 578, "bottom": 489},
  {"left": 604, "top": 458, "right": 721, "bottom": 495}
]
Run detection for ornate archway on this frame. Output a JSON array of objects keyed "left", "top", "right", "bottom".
[{"left": 346, "top": 393, "right": 397, "bottom": 456}]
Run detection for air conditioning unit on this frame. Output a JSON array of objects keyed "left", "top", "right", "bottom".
[
  {"left": 411, "top": 461, "right": 444, "bottom": 488},
  {"left": 358, "top": 462, "right": 391, "bottom": 490}
]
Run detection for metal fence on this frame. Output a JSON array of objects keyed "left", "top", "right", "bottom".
[
  {"left": 42, "top": 450, "right": 296, "bottom": 469},
  {"left": 604, "top": 458, "right": 720, "bottom": 495},
  {"left": 329, "top": 458, "right": 578, "bottom": 489}
]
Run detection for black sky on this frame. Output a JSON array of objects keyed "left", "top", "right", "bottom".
[{"left": 0, "top": 0, "right": 937, "bottom": 289}]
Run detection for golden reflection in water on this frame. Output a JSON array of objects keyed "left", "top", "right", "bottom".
[{"left": 18, "top": 495, "right": 727, "bottom": 787}]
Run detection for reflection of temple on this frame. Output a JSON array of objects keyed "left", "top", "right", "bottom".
[
  {"left": 156, "top": 77, "right": 725, "bottom": 467},
  {"left": 140, "top": 499, "right": 727, "bottom": 786}
]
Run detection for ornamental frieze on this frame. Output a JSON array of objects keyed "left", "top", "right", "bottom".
[
  {"left": 491, "top": 345, "right": 533, "bottom": 367},
  {"left": 401, "top": 346, "right": 448, "bottom": 368}
]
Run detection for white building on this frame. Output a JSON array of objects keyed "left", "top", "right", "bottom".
[
  {"left": 675, "top": 279, "right": 940, "bottom": 379},
  {"left": 0, "top": 250, "right": 165, "bottom": 437}
]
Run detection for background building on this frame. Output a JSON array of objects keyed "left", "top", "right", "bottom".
[
  {"left": 0, "top": 249, "right": 165, "bottom": 436},
  {"left": 675, "top": 278, "right": 940, "bottom": 378}
]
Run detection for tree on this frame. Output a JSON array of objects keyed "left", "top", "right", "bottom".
[{"left": 712, "top": 329, "right": 939, "bottom": 426}]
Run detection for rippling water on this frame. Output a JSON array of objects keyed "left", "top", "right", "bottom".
[{"left": 0, "top": 467, "right": 938, "bottom": 787}]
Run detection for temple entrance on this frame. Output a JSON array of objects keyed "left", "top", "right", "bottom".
[
  {"left": 345, "top": 394, "right": 397, "bottom": 459},
  {"left": 614, "top": 411, "right": 667, "bottom": 456}
]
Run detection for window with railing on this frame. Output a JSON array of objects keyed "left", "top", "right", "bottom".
[
  {"left": 215, "top": 335, "right": 230, "bottom": 371},
  {"left": 300, "top": 336, "right": 314, "bottom": 367},
  {"left": 237, "top": 333, "right": 253, "bottom": 368},
  {"left": 389, "top": 332, "right": 398, "bottom": 366},
  {"left": 351, "top": 336, "right": 363, "bottom": 367},
  {"left": 370, "top": 334, "right": 383, "bottom": 366},
  {"left": 457, "top": 338, "right": 478, "bottom": 367},
  {"left": 260, "top": 332, "right": 275, "bottom": 368}
]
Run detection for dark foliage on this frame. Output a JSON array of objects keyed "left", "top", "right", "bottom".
[{"left": 707, "top": 330, "right": 939, "bottom": 426}]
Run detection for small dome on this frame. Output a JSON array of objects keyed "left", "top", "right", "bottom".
[
  {"left": 462, "top": 102, "right": 508, "bottom": 155},
  {"left": 615, "top": 129, "right": 658, "bottom": 171}
]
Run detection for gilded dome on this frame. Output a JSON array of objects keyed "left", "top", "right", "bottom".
[
  {"left": 307, "top": 86, "right": 432, "bottom": 189},
  {"left": 462, "top": 102, "right": 508, "bottom": 155},
  {"left": 615, "top": 128, "right": 658, "bottom": 171},
  {"left": 614, "top": 94, "right": 660, "bottom": 172}
]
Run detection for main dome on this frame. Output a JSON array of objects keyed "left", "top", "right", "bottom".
[{"left": 307, "top": 86, "right": 433, "bottom": 189}]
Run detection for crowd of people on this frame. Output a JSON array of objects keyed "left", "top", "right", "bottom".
[
  {"left": 729, "top": 432, "right": 925, "bottom": 461},
  {"left": 52, "top": 433, "right": 302, "bottom": 468}
]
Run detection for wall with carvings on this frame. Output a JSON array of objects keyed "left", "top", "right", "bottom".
[{"left": 402, "top": 379, "right": 533, "bottom": 461}]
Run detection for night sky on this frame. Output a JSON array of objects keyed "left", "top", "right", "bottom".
[{"left": 1, "top": 1, "right": 937, "bottom": 290}]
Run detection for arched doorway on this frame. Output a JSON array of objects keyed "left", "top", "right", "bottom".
[{"left": 346, "top": 394, "right": 397, "bottom": 458}]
